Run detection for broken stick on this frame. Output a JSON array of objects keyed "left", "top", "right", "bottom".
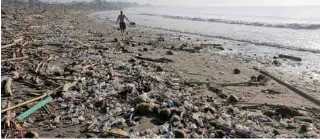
[
  {"left": 35, "top": 56, "right": 52, "bottom": 73},
  {"left": 6, "top": 101, "right": 12, "bottom": 128},
  {"left": 1, "top": 56, "right": 28, "bottom": 62},
  {"left": 1, "top": 86, "right": 62, "bottom": 113},
  {"left": 253, "top": 67, "right": 320, "bottom": 106},
  {"left": 1, "top": 38, "right": 23, "bottom": 49},
  {"left": 5, "top": 77, "right": 13, "bottom": 96},
  {"left": 217, "top": 81, "right": 262, "bottom": 87},
  {"left": 82, "top": 63, "right": 97, "bottom": 70}
]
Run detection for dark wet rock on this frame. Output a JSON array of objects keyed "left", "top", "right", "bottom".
[
  {"left": 83, "top": 133, "right": 98, "bottom": 138},
  {"left": 194, "top": 46, "right": 202, "bottom": 50},
  {"left": 156, "top": 66, "right": 164, "bottom": 72},
  {"left": 84, "top": 70, "right": 94, "bottom": 76},
  {"left": 180, "top": 43, "right": 188, "bottom": 49},
  {"left": 227, "top": 107, "right": 236, "bottom": 115},
  {"left": 128, "top": 58, "right": 136, "bottom": 63},
  {"left": 184, "top": 48, "right": 197, "bottom": 53},
  {"left": 207, "top": 84, "right": 228, "bottom": 99},
  {"left": 157, "top": 36, "right": 165, "bottom": 41},
  {"left": 299, "top": 124, "right": 308, "bottom": 133},
  {"left": 227, "top": 95, "right": 238, "bottom": 103},
  {"left": 166, "top": 51, "right": 174, "bottom": 55},
  {"left": 159, "top": 108, "right": 171, "bottom": 120},
  {"left": 251, "top": 76, "right": 257, "bottom": 81},
  {"left": 286, "top": 124, "right": 297, "bottom": 129},
  {"left": 174, "top": 129, "right": 187, "bottom": 138},
  {"left": 135, "top": 103, "right": 154, "bottom": 114},
  {"left": 263, "top": 110, "right": 274, "bottom": 117},
  {"left": 214, "top": 130, "right": 227, "bottom": 138},
  {"left": 233, "top": 69, "right": 240, "bottom": 74},
  {"left": 216, "top": 46, "right": 225, "bottom": 50},
  {"left": 204, "top": 106, "right": 216, "bottom": 114},
  {"left": 24, "top": 132, "right": 39, "bottom": 138},
  {"left": 275, "top": 106, "right": 302, "bottom": 118},
  {"left": 153, "top": 104, "right": 160, "bottom": 114},
  {"left": 273, "top": 129, "right": 280, "bottom": 136},
  {"left": 257, "top": 74, "right": 266, "bottom": 82},
  {"left": 53, "top": 70, "right": 62, "bottom": 76},
  {"left": 272, "top": 60, "right": 281, "bottom": 66},
  {"left": 170, "top": 46, "right": 176, "bottom": 50},
  {"left": 147, "top": 40, "right": 156, "bottom": 45}
]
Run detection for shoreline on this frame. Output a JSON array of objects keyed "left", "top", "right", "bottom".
[
  {"left": 1, "top": 3, "right": 320, "bottom": 138},
  {"left": 93, "top": 9, "right": 320, "bottom": 54},
  {"left": 94, "top": 12, "right": 320, "bottom": 100},
  {"left": 138, "top": 24, "right": 320, "bottom": 53}
]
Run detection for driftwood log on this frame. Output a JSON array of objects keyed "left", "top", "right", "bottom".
[
  {"left": 253, "top": 67, "right": 320, "bottom": 106},
  {"left": 134, "top": 56, "right": 173, "bottom": 63},
  {"left": 217, "top": 81, "right": 262, "bottom": 87},
  {"left": 279, "top": 54, "right": 302, "bottom": 61}
]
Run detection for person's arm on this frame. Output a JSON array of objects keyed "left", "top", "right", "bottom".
[
  {"left": 116, "top": 15, "right": 120, "bottom": 24},
  {"left": 124, "top": 15, "right": 130, "bottom": 22}
]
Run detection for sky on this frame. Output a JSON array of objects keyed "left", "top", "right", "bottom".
[
  {"left": 46, "top": 0, "right": 320, "bottom": 6},
  {"left": 148, "top": 0, "right": 320, "bottom": 6}
]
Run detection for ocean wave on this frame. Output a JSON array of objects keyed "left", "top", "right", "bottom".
[{"left": 139, "top": 13, "right": 320, "bottom": 30}]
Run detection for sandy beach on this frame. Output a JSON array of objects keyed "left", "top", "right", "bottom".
[{"left": 1, "top": 2, "right": 320, "bottom": 138}]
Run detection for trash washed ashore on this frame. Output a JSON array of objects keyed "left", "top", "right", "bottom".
[{"left": 1, "top": 1, "right": 320, "bottom": 138}]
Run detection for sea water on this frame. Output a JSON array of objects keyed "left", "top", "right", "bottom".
[
  {"left": 94, "top": 5, "right": 320, "bottom": 97},
  {"left": 94, "top": 5, "right": 320, "bottom": 52}
]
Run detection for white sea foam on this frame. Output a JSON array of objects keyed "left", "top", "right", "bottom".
[{"left": 140, "top": 13, "right": 320, "bottom": 30}]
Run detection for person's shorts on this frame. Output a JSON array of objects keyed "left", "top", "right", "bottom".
[{"left": 119, "top": 22, "right": 126, "bottom": 30}]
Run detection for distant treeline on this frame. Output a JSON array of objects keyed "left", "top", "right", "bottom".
[
  {"left": 65, "top": 0, "right": 144, "bottom": 10},
  {"left": 2, "top": 0, "right": 149, "bottom": 10}
]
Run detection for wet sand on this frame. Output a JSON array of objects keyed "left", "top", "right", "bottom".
[{"left": 89, "top": 14, "right": 320, "bottom": 108}]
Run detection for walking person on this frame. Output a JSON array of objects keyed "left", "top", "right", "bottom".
[{"left": 116, "top": 10, "right": 130, "bottom": 36}]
